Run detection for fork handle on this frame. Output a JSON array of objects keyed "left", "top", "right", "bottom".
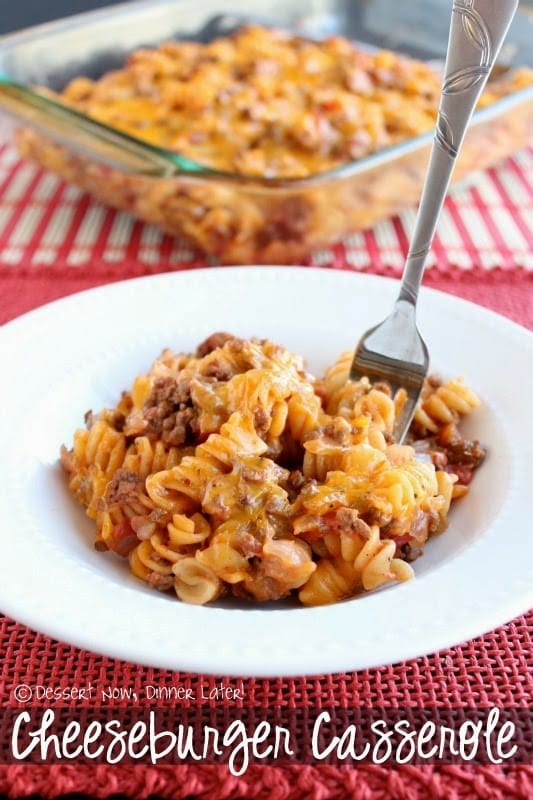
[{"left": 398, "top": 0, "right": 518, "bottom": 306}]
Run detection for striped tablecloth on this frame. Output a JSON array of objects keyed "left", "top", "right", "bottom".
[{"left": 0, "top": 145, "right": 532, "bottom": 274}]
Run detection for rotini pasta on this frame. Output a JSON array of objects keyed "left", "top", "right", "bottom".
[
  {"left": 61, "top": 334, "right": 486, "bottom": 606},
  {"left": 412, "top": 378, "right": 481, "bottom": 435}
]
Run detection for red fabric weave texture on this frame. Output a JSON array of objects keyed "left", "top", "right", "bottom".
[{"left": 0, "top": 140, "right": 531, "bottom": 799}]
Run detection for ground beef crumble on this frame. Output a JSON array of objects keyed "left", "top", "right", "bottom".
[
  {"left": 196, "top": 332, "right": 235, "bottom": 357},
  {"left": 146, "top": 375, "right": 191, "bottom": 408},
  {"left": 202, "top": 360, "right": 234, "bottom": 381},
  {"left": 106, "top": 469, "right": 144, "bottom": 505},
  {"left": 142, "top": 376, "right": 199, "bottom": 446},
  {"left": 335, "top": 507, "right": 372, "bottom": 537},
  {"left": 444, "top": 438, "right": 486, "bottom": 467},
  {"left": 253, "top": 407, "right": 271, "bottom": 437}
]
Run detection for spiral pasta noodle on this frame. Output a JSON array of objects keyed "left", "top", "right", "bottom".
[
  {"left": 299, "top": 523, "right": 414, "bottom": 606},
  {"left": 61, "top": 333, "right": 485, "bottom": 606},
  {"left": 413, "top": 378, "right": 481, "bottom": 435}
]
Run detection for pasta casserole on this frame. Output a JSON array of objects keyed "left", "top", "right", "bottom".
[
  {"left": 54, "top": 25, "right": 532, "bottom": 179},
  {"left": 61, "top": 333, "right": 485, "bottom": 606},
  {"left": 15, "top": 25, "right": 533, "bottom": 263}
]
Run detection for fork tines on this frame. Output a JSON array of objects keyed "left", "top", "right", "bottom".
[{"left": 349, "top": 309, "right": 429, "bottom": 443}]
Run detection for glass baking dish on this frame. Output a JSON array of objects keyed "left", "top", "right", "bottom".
[{"left": 0, "top": 0, "right": 531, "bottom": 264}]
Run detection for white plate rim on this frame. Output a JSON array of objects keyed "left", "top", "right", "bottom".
[{"left": 0, "top": 265, "right": 532, "bottom": 677}]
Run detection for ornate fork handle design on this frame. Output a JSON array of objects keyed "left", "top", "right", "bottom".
[{"left": 397, "top": 0, "right": 518, "bottom": 306}]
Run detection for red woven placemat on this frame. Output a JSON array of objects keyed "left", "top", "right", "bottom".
[{"left": 0, "top": 142, "right": 532, "bottom": 799}]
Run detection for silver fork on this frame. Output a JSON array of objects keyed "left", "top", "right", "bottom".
[{"left": 350, "top": 0, "right": 518, "bottom": 442}]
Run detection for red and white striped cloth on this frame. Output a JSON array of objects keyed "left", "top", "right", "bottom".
[{"left": 0, "top": 143, "right": 531, "bottom": 274}]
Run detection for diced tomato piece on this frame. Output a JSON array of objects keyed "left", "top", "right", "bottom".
[
  {"left": 390, "top": 533, "right": 413, "bottom": 549},
  {"left": 107, "top": 521, "right": 138, "bottom": 557}
]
